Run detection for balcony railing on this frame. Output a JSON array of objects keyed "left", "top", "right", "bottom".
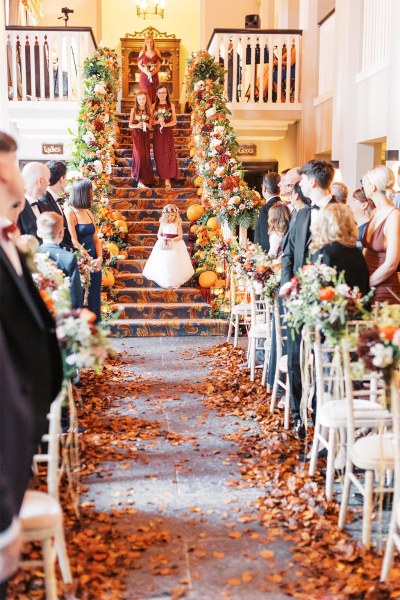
[
  {"left": 6, "top": 27, "right": 97, "bottom": 102},
  {"left": 208, "top": 28, "right": 302, "bottom": 108}
]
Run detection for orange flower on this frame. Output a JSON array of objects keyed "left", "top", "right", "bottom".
[
  {"left": 320, "top": 286, "right": 335, "bottom": 301},
  {"left": 379, "top": 326, "right": 399, "bottom": 341},
  {"left": 80, "top": 308, "right": 97, "bottom": 323},
  {"left": 255, "top": 264, "right": 267, "bottom": 273}
]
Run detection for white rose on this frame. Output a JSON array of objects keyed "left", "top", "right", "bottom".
[
  {"left": 93, "top": 160, "right": 103, "bottom": 174},
  {"left": 82, "top": 132, "right": 96, "bottom": 145},
  {"left": 104, "top": 114, "right": 109, "bottom": 123},
  {"left": 94, "top": 82, "right": 106, "bottom": 95},
  {"left": 392, "top": 329, "right": 400, "bottom": 348},
  {"left": 370, "top": 344, "right": 393, "bottom": 369}
]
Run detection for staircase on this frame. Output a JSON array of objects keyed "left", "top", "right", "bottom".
[{"left": 109, "top": 113, "right": 228, "bottom": 337}]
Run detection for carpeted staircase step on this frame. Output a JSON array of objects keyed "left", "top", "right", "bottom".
[
  {"left": 111, "top": 176, "right": 194, "bottom": 188},
  {"left": 115, "top": 148, "right": 189, "bottom": 163},
  {"left": 110, "top": 187, "right": 199, "bottom": 201},
  {"left": 126, "top": 246, "right": 153, "bottom": 259},
  {"left": 118, "top": 208, "right": 187, "bottom": 219},
  {"left": 110, "top": 318, "right": 228, "bottom": 337},
  {"left": 116, "top": 273, "right": 194, "bottom": 289},
  {"left": 116, "top": 302, "right": 210, "bottom": 319},
  {"left": 112, "top": 156, "right": 192, "bottom": 173},
  {"left": 116, "top": 287, "right": 204, "bottom": 303},
  {"left": 116, "top": 259, "right": 146, "bottom": 273}
]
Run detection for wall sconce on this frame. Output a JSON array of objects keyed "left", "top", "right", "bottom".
[{"left": 136, "top": 0, "right": 165, "bottom": 19}]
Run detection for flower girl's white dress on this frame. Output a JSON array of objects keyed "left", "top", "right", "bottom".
[{"left": 142, "top": 223, "right": 195, "bottom": 289}]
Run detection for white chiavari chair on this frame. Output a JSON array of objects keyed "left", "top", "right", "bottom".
[
  {"left": 226, "top": 268, "right": 252, "bottom": 347},
  {"left": 338, "top": 343, "right": 394, "bottom": 547},
  {"left": 247, "top": 285, "right": 272, "bottom": 382},
  {"left": 269, "top": 296, "right": 290, "bottom": 428},
  {"left": 381, "top": 370, "right": 400, "bottom": 581},
  {"left": 19, "top": 393, "right": 72, "bottom": 599}
]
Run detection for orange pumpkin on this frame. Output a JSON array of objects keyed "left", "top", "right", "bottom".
[
  {"left": 114, "top": 219, "right": 128, "bottom": 233},
  {"left": 105, "top": 242, "right": 119, "bottom": 256},
  {"left": 102, "top": 269, "right": 115, "bottom": 287},
  {"left": 199, "top": 271, "right": 217, "bottom": 288},
  {"left": 206, "top": 217, "right": 219, "bottom": 230},
  {"left": 187, "top": 204, "right": 205, "bottom": 222},
  {"left": 118, "top": 250, "right": 129, "bottom": 259},
  {"left": 214, "top": 278, "right": 226, "bottom": 288},
  {"left": 112, "top": 210, "right": 124, "bottom": 221}
]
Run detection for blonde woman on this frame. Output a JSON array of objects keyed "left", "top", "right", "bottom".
[
  {"left": 311, "top": 203, "right": 370, "bottom": 295},
  {"left": 348, "top": 187, "right": 375, "bottom": 248},
  {"left": 142, "top": 204, "right": 194, "bottom": 289},
  {"left": 137, "top": 35, "right": 162, "bottom": 104},
  {"left": 362, "top": 165, "right": 400, "bottom": 304}
]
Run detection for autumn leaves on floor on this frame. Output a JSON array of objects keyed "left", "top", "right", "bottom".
[{"left": 8, "top": 337, "right": 400, "bottom": 599}]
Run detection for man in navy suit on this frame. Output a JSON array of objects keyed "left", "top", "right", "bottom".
[
  {"left": 17, "top": 162, "right": 50, "bottom": 240},
  {"left": 39, "top": 160, "right": 73, "bottom": 250},
  {"left": 0, "top": 132, "right": 62, "bottom": 594},
  {"left": 254, "top": 171, "right": 281, "bottom": 252},
  {"left": 281, "top": 160, "right": 336, "bottom": 437},
  {"left": 37, "top": 212, "right": 83, "bottom": 309}
]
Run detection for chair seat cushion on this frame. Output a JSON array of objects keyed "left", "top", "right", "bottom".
[
  {"left": 278, "top": 354, "right": 288, "bottom": 372},
  {"left": 319, "top": 400, "right": 390, "bottom": 428},
  {"left": 351, "top": 433, "right": 395, "bottom": 471},
  {"left": 249, "top": 324, "right": 270, "bottom": 337},
  {"left": 20, "top": 490, "right": 61, "bottom": 530},
  {"left": 232, "top": 303, "right": 251, "bottom": 315}
]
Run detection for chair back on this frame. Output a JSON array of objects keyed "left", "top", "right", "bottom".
[
  {"left": 34, "top": 394, "right": 62, "bottom": 501},
  {"left": 249, "top": 284, "right": 272, "bottom": 334}
]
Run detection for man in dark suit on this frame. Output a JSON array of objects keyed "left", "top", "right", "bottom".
[
  {"left": 281, "top": 159, "right": 336, "bottom": 437},
  {"left": 37, "top": 212, "right": 83, "bottom": 308},
  {"left": 0, "top": 132, "right": 62, "bottom": 595},
  {"left": 39, "top": 160, "right": 73, "bottom": 250},
  {"left": 17, "top": 161, "right": 50, "bottom": 240},
  {"left": 254, "top": 171, "right": 281, "bottom": 252}
]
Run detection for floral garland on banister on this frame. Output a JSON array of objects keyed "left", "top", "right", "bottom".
[
  {"left": 185, "top": 50, "right": 263, "bottom": 231},
  {"left": 66, "top": 46, "right": 125, "bottom": 320}
]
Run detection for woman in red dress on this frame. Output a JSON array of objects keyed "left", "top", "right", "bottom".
[
  {"left": 362, "top": 165, "right": 400, "bottom": 304},
  {"left": 152, "top": 84, "right": 180, "bottom": 190},
  {"left": 137, "top": 36, "right": 162, "bottom": 105},
  {"left": 128, "top": 90, "right": 154, "bottom": 188}
]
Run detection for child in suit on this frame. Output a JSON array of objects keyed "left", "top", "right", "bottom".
[{"left": 37, "top": 212, "right": 83, "bottom": 309}]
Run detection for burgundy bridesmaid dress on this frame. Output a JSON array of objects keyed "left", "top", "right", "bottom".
[
  {"left": 153, "top": 103, "right": 180, "bottom": 183},
  {"left": 138, "top": 53, "right": 161, "bottom": 105},
  {"left": 131, "top": 113, "right": 154, "bottom": 186}
]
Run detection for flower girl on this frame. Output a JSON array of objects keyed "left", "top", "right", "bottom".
[{"left": 143, "top": 204, "right": 194, "bottom": 289}]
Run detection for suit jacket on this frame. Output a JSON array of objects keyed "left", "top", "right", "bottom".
[
  {"left": 39, "top": 191, "right": 73, "bottom": 251},
  {"left": 281, "top": 198, "right": 337, "bottom": 286},
  {"left": 254, "top": 196, "right": 281, "bottom": 252},
  {"left": 17, "top": 197, "right": 45, "bottom": 241},
  {"left": 0, "top": 247, "right": 63, "bottom": 443},
  {"left": 312, "top": 242, "right": 371, "bottom": 297},
  {"left": 40, "top": 243, "right": 83, "bottom": 309},
  {"left": 0, "top": 324, "right": 34, "bottom": 535}
]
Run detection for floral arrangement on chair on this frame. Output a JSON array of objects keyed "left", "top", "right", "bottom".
[
  {"left": 280, "top": 261, "right": 372, "bottom": 342},
  {"left": 231, "top": 240, "right": 281, "bottom": 297}
]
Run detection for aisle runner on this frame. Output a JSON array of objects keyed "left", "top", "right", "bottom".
[
  {"left": 110, "top": 113, "right": 227, "bottom": 337},
  {"left": 8, "top": 341, "right": 398, "bottom": 598}
]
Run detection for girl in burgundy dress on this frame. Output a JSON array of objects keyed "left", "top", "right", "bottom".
[
  {"left": 152, "top": 84, "right": 180, "bottom": 190},
  {"left": 362, "top": 165, "right": 400, "bottom": 304},
  {"left": 137, "top": 36, "right": 162, "bottom": 105},
  {"left": 128, "top": 90, "right": 154, "bottom": 189}
]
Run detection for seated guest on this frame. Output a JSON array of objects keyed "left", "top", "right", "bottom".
[
  {"left": 37, "top": 212, "right": 83, "bottom": 309},
  {"left": 348, "top": 187, "right": 375, "bottom": 249},
  {"left": 267, "top": 202, "right": 291, "bottom": 257},
  {"left": 18, "top": 162, "right": 50, "bottom": 240},
  {"left": 40, "top": 160, "right": 73, "bottom": 250},
  {"left": 310, "top": 203, "right": 370, "bottom": 296},
  {"left": 331, "top": 181, "right": 349, "bottom": 204},
  {"left": 362, "top": 165, "right": 400, "bottom": 304}
]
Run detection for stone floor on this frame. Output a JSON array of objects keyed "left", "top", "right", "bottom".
[
  {"left": 79, "top": 336, "right": 393, "bottom": 600},
  {"left": 82, "top": 337, "right": 293, "bottom": 599}
]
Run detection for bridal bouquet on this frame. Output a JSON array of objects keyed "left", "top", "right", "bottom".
[
  {"left": 75, "top": 249, "right": 97, "bottom": 305},
  {"left": 154, "top": 107, "right": 172, "bottom": 131}
]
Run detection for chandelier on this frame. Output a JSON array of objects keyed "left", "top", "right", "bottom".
[{"left": 136, "top": 0, "right": 165, "bottom": 19}]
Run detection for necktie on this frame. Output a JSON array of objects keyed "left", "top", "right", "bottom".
[
  {"left": 31, "top": 201, "right": 39, "bottom": 207},
  {"left": 1, "top": 223, "right": 17, "bottom": 240},
  {"left": 310, "top": 204, "right": 320, "bottom": 210}
]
